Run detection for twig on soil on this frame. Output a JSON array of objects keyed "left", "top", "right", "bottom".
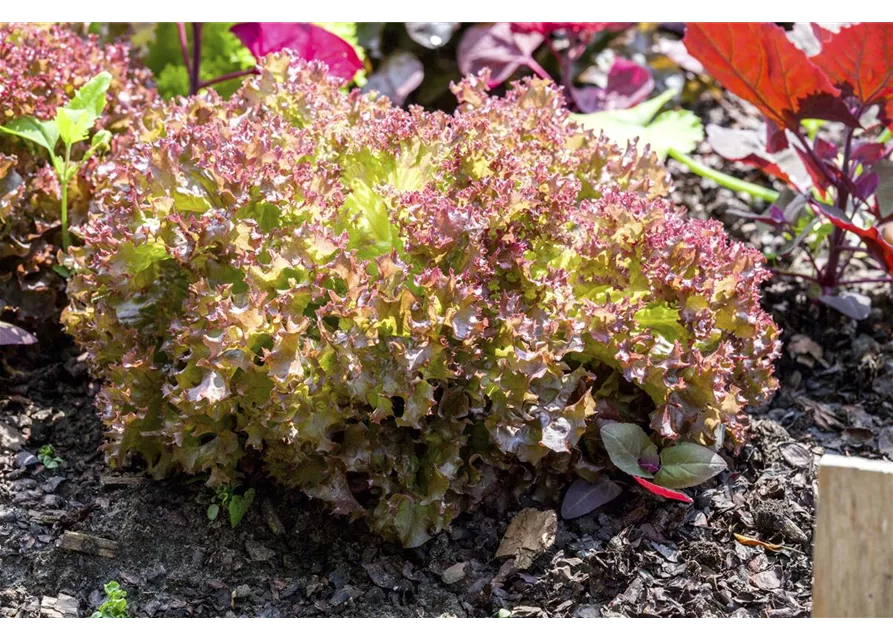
[{"left": 58, "top": 531, "right": 119, "bottom": 558}]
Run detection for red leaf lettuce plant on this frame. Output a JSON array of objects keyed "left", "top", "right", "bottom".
[
  {"left": 63, "top": 55, "right": 779, "bottom": 546},
  {"left": 458, "top": 22, "right": 653, "bottom": 114},
  {"left": 679, "top": 22, "right": 893, "bottom": 319}
]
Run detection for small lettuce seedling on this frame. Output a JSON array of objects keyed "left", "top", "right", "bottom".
[
  {"left": 681, "top": 23, "right": 893, "bottom": 317},
  {"left": 0, "top": 72, "right": 112, "bottom": 253},
  {"left": 91, "top": 581, "right": 128, "bottom": 618},
  {"left": 37, "top": 444, "right": 63, "bottom": 470},
  {"left": 207, "top": 485, "right": 256, "bottom": 528}
]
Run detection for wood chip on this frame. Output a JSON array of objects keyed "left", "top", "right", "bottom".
[
  {"left": 99, "top": 474, "right": 144, "bottom": 489},
  {"left": 495, "top": 508, "right": 557, "bottom": 570},
  {"left": 779, "top": 443, "right": 812, "bottom": 468},
  {"left": 751, "top": 568, "right": 782, "bottom": 590},
  {"left": 788, "top": 334, "right": 828, "bottom": 367},
  {"left": 261, "top": 499, "right": 285, "bottom": 536},
  {"left": 58, "top": 530, "right": 118, "bottom": 558}
]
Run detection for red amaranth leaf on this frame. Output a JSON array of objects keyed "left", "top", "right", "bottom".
[
  {"left": 457, "top": 23, "right": 544, "bottom": 88},
  {"left": 571, "top": 58, "right": 654, "bottom": 113},
  {"left": 812, "top": 23, "right": 893, "bottom": 121},
  {"left": 818, "top": 203, "right": 893, "bottom": 272},
  {"left": 230, "top": 23, "right": 362, "bottom": 83},
  {"left": 684, "top": 23, "right": 849, "bottom": 131},
  {"left": 634, "top": 476, "right": 694, "bottom": 503}
]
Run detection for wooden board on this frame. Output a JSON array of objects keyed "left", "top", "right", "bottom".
[{"left": 813, "top": 454, "right": 893, "bottom": 617}]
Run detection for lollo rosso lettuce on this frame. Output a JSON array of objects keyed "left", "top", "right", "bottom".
[
  {"left": 63, "top": 54, "right": 779, "bottom": 547},
  {"left": 0, "top": 23, "right": 157, "bottom": 328}
]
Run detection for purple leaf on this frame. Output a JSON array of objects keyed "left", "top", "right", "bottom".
[
  {"left": 230, "top": 23, "right": 363, "bottom": 83},
  {"left": 852, "top": 142, "right": 888, "bottom": 165},
  {"left": 561, "top": 477, "right": 622, "bottom": 519},
  {"left": 637, "top": 452, "right": 661, "bottom": 475},
  {"left": 0, "top": 321, "right": 36, "bottom": 346},
  {"left": 813, "top": 137, "right": 839, "bottom": 160},
  {"left": 796, "top": 92, "right": 861, "bottom": 128},
  {"left": 457, "top": 23, "right": 544, "bottom": 88},
  {"left": 571, "top": 58, "right": 654, "bottom": 114},
  {"left": 853, "top": 171, "right": 880, "bottom": 201},
  {"left": 819, "top": 292, "right": 872, "bottom": 320},
  {"left": 363, "top": 52, "right": 424, "bottom": 106}
]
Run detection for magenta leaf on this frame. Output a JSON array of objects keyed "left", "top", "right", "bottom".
[
  {"left": 637, "top": 452, "right": 661, "bottom": 475},
  {"left": 819, "top": 292, "right": 872, "bottom": 320},
  {"left": 571, "top": 58, "right": 654, "bottom": 113},
  {"left": 634, "top": 476, "right": 694, "bottom": 504},
  {"left": 853, "top": 142, "right": 889, "bottom": 165},
  {"left": 0, "top": 321, "right": 37, "bottom": 346},
  {"left": 457, "top": 23, "right": 545, "bottom": 88},
  {"left": 561, "top": 477, "right": 622, "bottom": 519},
  {"left": 853, "top": 171, "right": 880, "bottom": 201},
  {"left": 230, "top": 23, "right": 362, "bottom": 83}
]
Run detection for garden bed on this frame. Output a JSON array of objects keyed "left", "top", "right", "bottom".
[
  {"left": 0, "top": 296, "right": 887, "bottom": 618},
  {"left": 3, "top": 206, "right": 891, "bottom": 619}
]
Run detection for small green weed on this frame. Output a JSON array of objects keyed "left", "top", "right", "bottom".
[{"left": 91, "top": 581, "right": 128, "bottom": 618}]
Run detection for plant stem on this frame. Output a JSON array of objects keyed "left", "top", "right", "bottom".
[
  {"left": 837, "top": 277, "right": 893, "bottom": 286},
  {"left": 189, "top": 23, "right": 203, "bottom": 96},
  {"left": 60, "top": 145, "right": 71, "bottom": 252},
  {"left": 527, "top": 57, "right": 555, "bottom": 84},
  {"left": 198, "top": 68, "right": 258, "bottom": 90},
  {"left": 666, "top": 148, "right": 780, "bottom": 203},
  {"left": 770, "top": 268, "right": 821, "bottom": 284},
  {"left": 821, "top": 128, "right": 855, "bottom": 289},
  {"left": 176, "top": 23, "right": 191, "bottom": 76}
]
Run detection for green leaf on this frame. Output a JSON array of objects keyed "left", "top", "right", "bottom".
[
  {"left": 654, "top": 442, "right": 727, "bottom": 489},
  {"left": 91, "top": 129, "right": 112, "bottom": 151},
  {"left": 113, "top": 241, "right": 170, "bottom": 274},
  {"left": 228, "top": 488, "right": 255, "bottom": 527},
  {"left": 0, "top": 116, "right": 59, "bottom": 155},
  {"left": 571, "top": 89, "right": 704, "bottom": 160},
  {"left": 207, "top": 503, "right": 220, "bottom": 521},
  {"left": 634, "top": 303, "right": 686, "bottom": 343},
  {"left": 600, "top": 422, "right": 657, "bottom": 478},
  {"left": 68, "top": 71, "right": 112, "bottom": 118},
  {"left": 56, "top": 107, "right": 93, "bottom": 146}
]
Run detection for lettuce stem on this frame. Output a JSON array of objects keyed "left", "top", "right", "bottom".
[{"left": 667, "top": 148, "right": 779, "bottom": 204}]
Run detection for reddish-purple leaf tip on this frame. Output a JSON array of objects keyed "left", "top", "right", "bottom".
[{"left": 634, "top": 476, "right": 694, "bottom": 504}]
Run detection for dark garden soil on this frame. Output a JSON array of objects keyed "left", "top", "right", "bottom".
[{"left": 2, "top": 92, "right": 893, "bottom": 618}]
